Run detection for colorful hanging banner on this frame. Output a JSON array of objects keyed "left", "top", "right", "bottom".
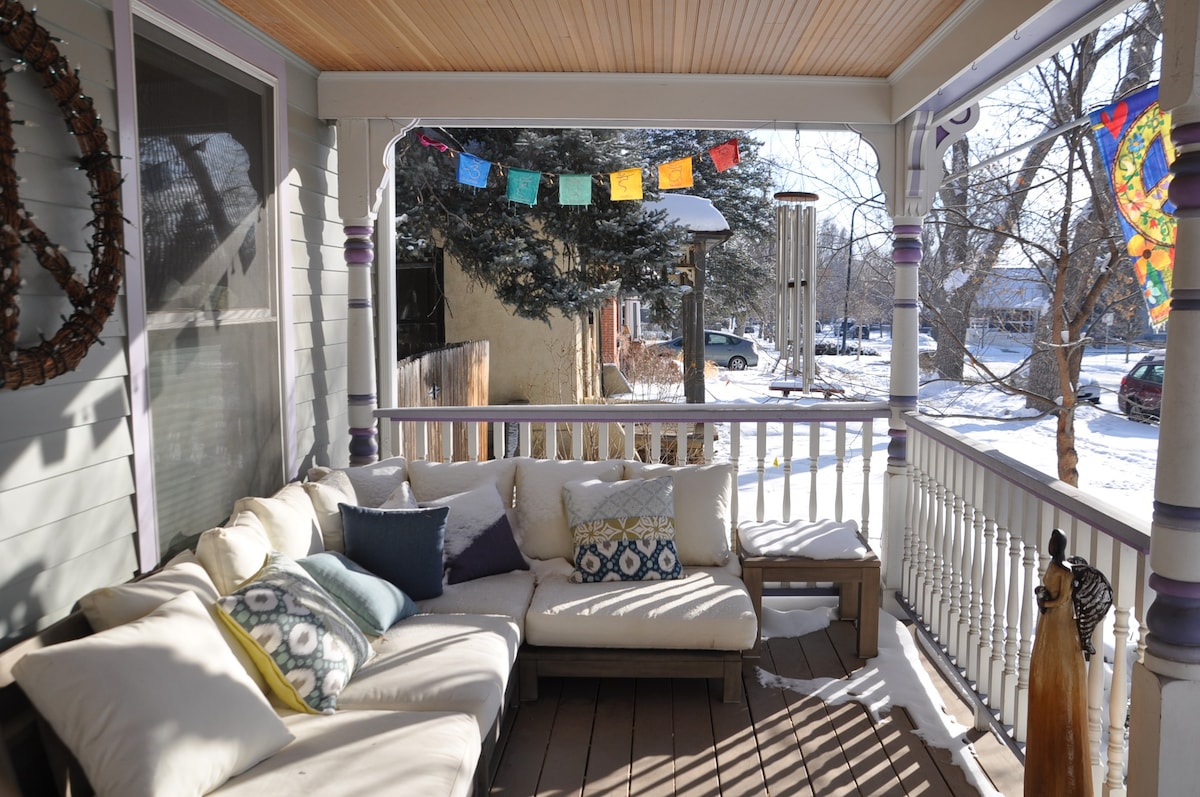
[
  {"left": 559, "top": 173, "right": 592, "bottom": 206},
  {"left": 610, "top": 167, "right": 643, "bottom": 201},
  {"left": 456, "top": 152, "right": 492, "bottom": 188},
  {"left": 1089, "top": 86, "right": 1175, "bottom": 327},
  {"left": 506, "top": 168, "right": 541, "bottom": 205},
  {"left": 658, "top": 156, "right": 694, "bottom": 190},
  {"left": 709, "top": 138, "right": 740, "bottom": 172}
]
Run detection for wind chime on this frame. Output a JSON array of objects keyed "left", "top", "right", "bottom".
[{"left": 774, "top": 191, "right": 817, "bottom": 390}]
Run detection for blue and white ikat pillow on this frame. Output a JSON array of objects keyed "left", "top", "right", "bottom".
[
  {"left": 216, "top": 553, "right": 373, "bottom": 714},
  {"left": 562, "top": 477, "right": 683, "bottom": 583}
]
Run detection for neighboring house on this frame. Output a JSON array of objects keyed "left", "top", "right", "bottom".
[{"left": 972, "top": 267, "right": 1049, "bottom": 332}]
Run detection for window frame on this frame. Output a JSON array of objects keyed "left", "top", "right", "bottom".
[{"left": 116, "top": 0, "right": 295, "bottom": 569}]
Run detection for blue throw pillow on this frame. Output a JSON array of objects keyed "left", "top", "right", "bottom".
[
  {"left": 298, "top": 551, "right": 418, "bottom": 635},
  {"left": 339, "top": 504, "right": 449, "bottom": 601}
]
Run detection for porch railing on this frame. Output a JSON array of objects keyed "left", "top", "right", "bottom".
[
  {"left": 372, "top": 400, "right": 1150, "bottom": 795},
  {"left": 374, "top": 401, "right": 890, "bottom": 539},
  {"left": 904, "top": 412, "right": 1150, "bottom": 797}
]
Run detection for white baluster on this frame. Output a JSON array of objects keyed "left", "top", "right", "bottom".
[
  {"left": 861, "top": 420, "right": 873, "bottom": 540},
  {"left": 834, "top": 422, "right": 846, "bottom": 521},
  {"left": 1001, "top": 490, "right": 1024, "bottom": 729},
  {"left": 729, "top": 422, "right": 741, "bottom": 530},
  {"left": 781, "top": 421, "right": 793, "bottom": 522},
  {"left": 1014, "top": 499, "right": 1039, "bottom": 743},
  {"left": 1105, "top": 540, "right": 1136, "bottom": 797},
  {"left": 756, "top": 421, "right": 767, "bottom": 522},
  {"left": 808, "top": 421, "right": 819, "bottom": 522}
]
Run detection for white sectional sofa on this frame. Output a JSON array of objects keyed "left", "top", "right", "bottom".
[{"left": 0, "top": 455, "right": 757, "bottom": 797}]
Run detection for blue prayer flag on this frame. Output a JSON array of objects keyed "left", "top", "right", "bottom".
[{"left": 457, "top": 152, "right": 491, "bottom": 189}]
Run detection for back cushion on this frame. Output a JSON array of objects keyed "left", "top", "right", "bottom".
[
  {"left": 623, "top": 462, "right": 734, "bottom": 566},
  {"left": 408, "top": 457, "right": 520, "bottom": 505},
  {"left": 232, "top": 481, "right": 323, "bottom": 559},
  {"left": 310, "top": 456, "right": 408, "bottom": 508},
  {"left": 514, "top": 459, "right": 624, "bottom": 560}
]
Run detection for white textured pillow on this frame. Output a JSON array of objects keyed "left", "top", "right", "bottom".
[
  {"left": 302, "top": 470, "right": 358, "bottom": 552},
  {"left": 196, "top": 515, "right": 272, "bottom": 595},
  {"left": 14, "top": 592, "right": 293, "bottom": 797},
  {"left": 513, "top": 459, "right": 624, "bottom": 560},
  {"left": 311, "top": 456, "right": 408, "bottom": 507},
  {"left": 623, "top": 462, "right": 734, "bottom": 566},
  {"left": 408, "top": 458, "right": 520, "bottom": 505},
  {"left": 379, "top": 480, "right": 418, "bottom": 509},
  {"left": 233, "top": 482, "right": 323, "bottom": 559},
  {"left": 79, "top": 551, "right": 218, "bottom": 631}
]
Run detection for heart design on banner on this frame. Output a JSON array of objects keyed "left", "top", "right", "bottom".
[{"left": 1101, "top": 102, "right": 1129, "bottom": 140}]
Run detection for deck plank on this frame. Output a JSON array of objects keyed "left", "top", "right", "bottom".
[
  {"left": 490, "top": 676, "right": 562, "bottom": 796},
  {"left": 705, "top": 678, "right": 769, "bottom": 797},
  {"left": 582, "top": 678, "right": 634, "bottom": 797},
  {"left": 671, "top": 678, "right": 721, "bottom": 796},
  {"left": 630, "top": 679, "right": 677, "bottom": 797},
  {"left": 489, "top": 629, "right": 1008, "bottom": 797},
  {"left": 768, "top": 635, "right": 860, "bottom": 796},
  {"left": 535, "top": 678, "right": 597, "bottom": 797}
]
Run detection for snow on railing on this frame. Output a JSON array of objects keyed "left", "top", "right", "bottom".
[
  {"left": 373, "top": 401, "right": 890, "bottom": 540},
  {"left": 904, "top": 412, "right": 1150, "bottom": 795}
]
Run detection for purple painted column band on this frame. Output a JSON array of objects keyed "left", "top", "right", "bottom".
[
  {"left": 1170, "top": 122, "right": 1200, "bottom": 217},
  {"left": 1168, "top": 287, "right": 1200, "bottom": 312},
  {"left": 348, "top": 393, "right": 377, "bottom": 404}
]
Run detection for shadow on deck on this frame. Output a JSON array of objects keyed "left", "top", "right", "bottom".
[{"left": 491, "top": 621, "right": 1021, "bottom": 796}]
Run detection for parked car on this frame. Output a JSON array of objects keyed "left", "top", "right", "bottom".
[
  {"left": 1117, "top": 353, "right": 1165, "bottom": 421},
  {"left": 654, "top": 330, "right": 759, "bottom": 370}
]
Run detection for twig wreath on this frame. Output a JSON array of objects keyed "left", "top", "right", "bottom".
[{"left": 0, "top": 0, "right": 124, "bottom": 390}]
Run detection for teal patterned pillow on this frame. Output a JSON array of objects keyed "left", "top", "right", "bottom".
[
  {"left": 215, "top": 553, "right": 373, "bottom": 714},
  {"left": 563, "top": 477, "right": 683, "bottom": 583}
]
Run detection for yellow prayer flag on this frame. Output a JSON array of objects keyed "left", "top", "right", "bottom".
[
  {"left": 609, "top": 167, "right": 643, "bottom": 201},
  {"left": 658, "top": 157, "right": 694, "bottom": 190}
]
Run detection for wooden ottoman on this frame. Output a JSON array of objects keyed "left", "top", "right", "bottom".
[{"left": 737, "top": 519, "right": 881, "bottom": 658}]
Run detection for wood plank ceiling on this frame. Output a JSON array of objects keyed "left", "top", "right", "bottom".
[{"left": 216, "top": 0, "right": 963, "bottom": 78}]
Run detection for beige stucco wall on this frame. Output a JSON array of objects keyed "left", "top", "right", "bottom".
[{"left": 442, "top": 253, "right": 594, "bottom": 405}]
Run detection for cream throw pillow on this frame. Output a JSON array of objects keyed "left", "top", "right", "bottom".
[
  {"left": 623, "top": 462, "right": 734, "bottom": 566},
  {"left": 197, "top": 513, "right": 273, "bottom": 595},
  {"left": 14, "top": 592, "right": 293, "bottom": 797},
  {"left": 513, "top": 459, "right": 624, "bottom": 560},
  {"left": 302, "top": 470, "right": 358, "bottom": 552},
  {"left": 233, "top": 482, "right": 323, "bottom": 559}
]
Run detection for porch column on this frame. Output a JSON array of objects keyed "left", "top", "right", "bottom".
[
  {"left": 1129, "top": 1, "right": 1200, "bottom": 792},
  {"left": 335, "top": 117, "right": 418, "bottom": 466},
  {"left": 346, "top": 222, "right": 379, "bottom": 465},
  {"left": 884, "top": 219, "right": 923, "bottom": 588}
]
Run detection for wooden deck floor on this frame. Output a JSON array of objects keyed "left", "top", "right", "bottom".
[{"left": 489, "top": 621, "right": 1017, "bottom": 796}]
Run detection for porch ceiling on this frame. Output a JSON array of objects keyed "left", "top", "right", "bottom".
[{"left": 218, "top": 0, "right": 1133, "bottom": 126}]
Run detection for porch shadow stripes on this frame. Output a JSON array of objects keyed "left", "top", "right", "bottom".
[{"left": 489, "top": 623, "right": 996, "bottom": 796}]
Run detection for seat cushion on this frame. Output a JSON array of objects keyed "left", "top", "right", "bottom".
[
  {"left": 210, "top": 709, "right": 478, "bottom": 797},
  {"left": 337, "top": 614, "right": 520, "bottom": 738},
  {"left": 738, "top": 519, "right": 868, "bottom": 559},
  {"left": 525, "top": 566, "right": 757, "bottom": 651},
  {"left": 417, "top": 569, "right": 536, "bottom": 639}
]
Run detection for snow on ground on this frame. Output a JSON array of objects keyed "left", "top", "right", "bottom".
[{"left": 685, "top": 329, "right": 1158, "bottom": 795}]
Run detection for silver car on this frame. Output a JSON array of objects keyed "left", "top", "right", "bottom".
[{"left": 656, "top": 330, "right": 759, "bottom": 370}]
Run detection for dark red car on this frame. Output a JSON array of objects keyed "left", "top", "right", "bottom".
[{"left": 1117, "top": 353, "right": 1165, "bottom": 421}]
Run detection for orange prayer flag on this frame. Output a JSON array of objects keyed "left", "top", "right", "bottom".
[
  {"left": 709, "top": 138, "right": 741, "bottom": 172},
  {"left": 610, "top": 167, "right": 643, "bottom": 201},
  {"left": 658, "top": 157, "right": 694, "bottom": 190}
]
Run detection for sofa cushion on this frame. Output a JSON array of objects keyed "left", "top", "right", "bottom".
[
  {"left": 209, "top": 709, "right": 478, "bottom": 797},
  {"left": 14, "top": 592, "right": 293, "bottom": 797},
  {"left": 340, "top": 504, "right": 450, "bottom": 600},
  {"left": 379, "top": 480, "right": 418, "bottom": 509},
  {"left": 311, "top": 456, "right": 408, "bottom": 508},
  {"left": 417, "top": 569, "right": 537, "bottom": 639},
  {"left": 197, "top": 512, "right": 273, "bottom": 594},
  {"left": 301, "top": 470, "right": 357, "bottom": 553},
  {"left": 298, "top": 551, "right": 417, "bottom": 636},
  {"left": 233, "top": 482, "right": 323, "bottom": 559},
  {"left": 513, "top": 458, "right": 624, "bottom": 561},
  {"left": 422, "top": 484, "right": 530, "bottom": 584},
  {"left": 215, "top": 553, "right": 373, "bottom": 714},
  {"left": 408, "top": 457, "right": 520, "bottom": 505},
  {"left": 563, "top": 477, "right": 682, "bottom": 583},
  {"left": 78, "top": 549, "right": 269, "bottom": 693},
  {"left": 525, "top": 565, "right": 757, "bottom": 651},
  {"left": 337, "top": 614, "right": 520, "bottom": 738},
  {"left": 737, "top": 518, "right": 867, "bottom": 558},
  {"left": 623, "top": 461, "right": 734, "bottom": 566}
]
